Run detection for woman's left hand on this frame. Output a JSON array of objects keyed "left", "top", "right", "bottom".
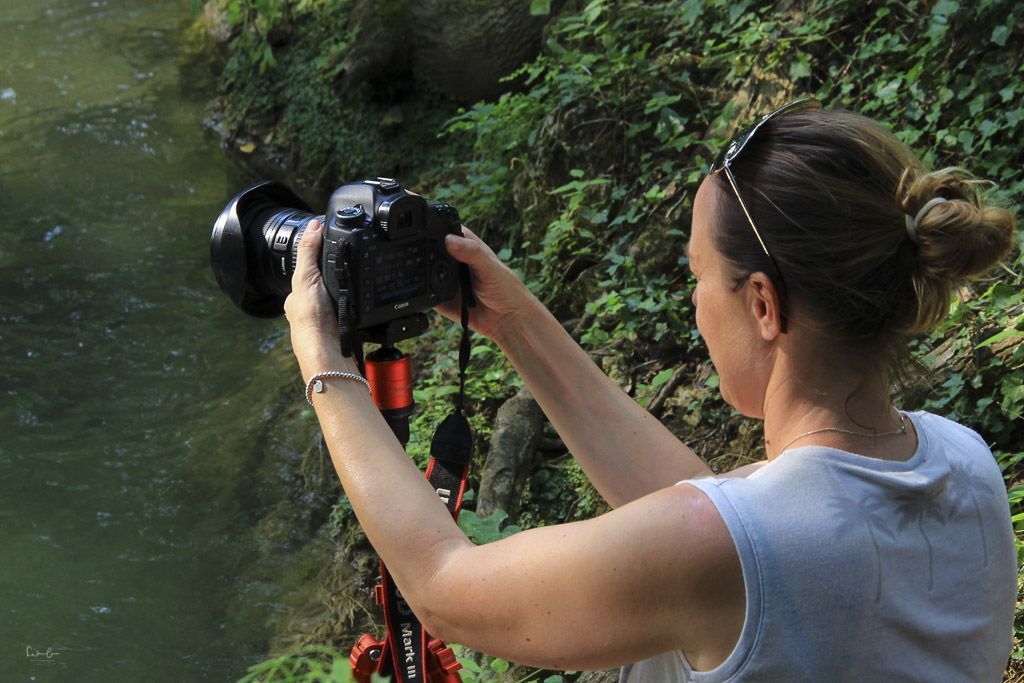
[{"left": 284, "top": 219, "right": 349, "bottom": 376}]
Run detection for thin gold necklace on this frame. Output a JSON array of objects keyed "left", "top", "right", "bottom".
[{"left": 777, "top": 412, "right": 908, "bottom": 454}]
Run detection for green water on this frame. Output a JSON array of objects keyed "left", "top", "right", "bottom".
[{"left": 0, "top": 1, "right": 299, "bottom": 679}]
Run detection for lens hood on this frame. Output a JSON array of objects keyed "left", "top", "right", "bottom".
[{"left": 210, "top": 181, "right": 312, "bottom": 318}]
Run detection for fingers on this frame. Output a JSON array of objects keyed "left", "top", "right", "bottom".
[
  {"left": 445, "top": 225, "right": 494, "bottom": 267},
  {"left": 434, "top": 293, "right": 463, "bottom": 324},
  {"left": 293, "top": 219, "right": 323, "bottom": 290}
]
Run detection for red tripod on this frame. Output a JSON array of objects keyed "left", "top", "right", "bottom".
[{"left": 348, "top": 345, "right": 470, "bottom": 683}]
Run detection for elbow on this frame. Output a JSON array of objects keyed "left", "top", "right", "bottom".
[
  {"left": 415, "top": 602, "right": 458, "bottom": 645},
  {"left": 406, "top": 540, "right": 475, "bottom": 646},
  {"left": 415, "top": 591, "right": 491, "bottom": 650}
]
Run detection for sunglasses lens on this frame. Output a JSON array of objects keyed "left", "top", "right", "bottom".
[
  {"left": 709, "top": 136, "right": 742, "bottom": 172},
  {"left": 710, "top": 98, "right": 822, "bottom": 173}
]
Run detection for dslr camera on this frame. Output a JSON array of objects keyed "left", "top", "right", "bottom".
[{"left": 210, "top": 177, "right": 463, "bottom": 345}]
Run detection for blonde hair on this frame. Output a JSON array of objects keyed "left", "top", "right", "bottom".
[{"left": 897, "top": 166, "right": 1015, "bottom": 334}]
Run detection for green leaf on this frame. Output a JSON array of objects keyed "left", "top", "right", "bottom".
[
  {"left": 651, "top": 369, "right": 675, "bottom": 389},
  {"left": 1000, "top": 372, "right": 1024, "bottom": 417},
  {"left": 655, "top": 107, "right": 688, "bottom": 144},
  {"left": 876, "top": 78, "right": 901, "bottom": 103},
  {"left": 456, "top": 656, "right": 483, "bottom": 674},
  {"left": 644, "top": 91, "right": 682, "bottom": 114},
  {"left": 789, "top": 53, "right": 812, "bottom": 82},
  {"left": 458, "top": 509, "right": 521, "bottom": 544},
  {"left": 968, "top": 94, "right": 986, "bottom": 117},
  {"left": 990, "top": 282, "right": 1019, "bottom": 308},
  {"left": 680, "top": 0, "right": 704, "bottom": 25},
  {"left": 992, "top": 24, "right": 1010, "bottom": 47},
  {"left": 931, "top": 0, "right": 959, "bottom": 20}
]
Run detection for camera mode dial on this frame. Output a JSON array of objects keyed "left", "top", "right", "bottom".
[{"left": 336, "top": 206, "right": 365, "bottom": 227}]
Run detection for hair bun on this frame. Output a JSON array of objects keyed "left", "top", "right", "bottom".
[{"left": 896, "top": 167, "right": 1015, "bottom": 333}]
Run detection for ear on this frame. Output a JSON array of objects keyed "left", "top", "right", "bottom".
[{"left": 745, "top": 272, "right": 784, "bottom": 341}]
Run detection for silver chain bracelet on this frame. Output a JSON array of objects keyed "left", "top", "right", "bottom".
[{"left": 305, "top": 371, "right": 371, "bottom": 406}]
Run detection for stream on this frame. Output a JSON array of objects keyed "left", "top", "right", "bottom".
[{"left": 0, "top": 1, "right": 300, "bottom": 679}]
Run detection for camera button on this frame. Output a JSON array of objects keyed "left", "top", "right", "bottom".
[{"left": 432, "top": 261, "right": 453, "bottom": 288}]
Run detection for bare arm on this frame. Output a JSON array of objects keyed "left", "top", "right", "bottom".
[
  {"left": 307, "top": 371, "right": 741, "bottom": 670},
  {"left": 440, "top": 229, "right": 711, "bottom": 507},
  {"left": 285, "top": 223, "right": 742, "bottom": 670},
  {"left": 421, "top": 483, "right": 743, "bottom": 671}
]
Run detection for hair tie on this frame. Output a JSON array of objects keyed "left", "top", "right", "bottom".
[{"left": 905, "top": 197, "right": 948, "bottom": 244}]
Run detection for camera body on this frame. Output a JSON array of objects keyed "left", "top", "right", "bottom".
[
  {"left": 210, "top": 177, "right": 462, "bottom": 345},
  {"left": 322, "top": 178, "right": 461, "bottom": 333}
]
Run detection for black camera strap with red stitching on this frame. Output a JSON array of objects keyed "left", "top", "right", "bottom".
[{"left": 356, "top": 265, "right": 476, "bottom": 683}]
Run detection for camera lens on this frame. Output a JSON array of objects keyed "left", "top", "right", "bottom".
[
  {"left": 210, "top": 181, "right": 317, "bottom": 318},
  {"left": 259, "top": 208, "right": 317, "bottom": 287}
]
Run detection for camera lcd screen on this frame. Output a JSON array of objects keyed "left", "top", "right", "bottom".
[{"left": 373, "top": 240, "right": 429, "bottom": 306}]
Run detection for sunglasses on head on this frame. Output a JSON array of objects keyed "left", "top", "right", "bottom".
[
  {"left": 707, "top": 98, "right": 822, "bottom": 331},
  {"left": 708, "top": 97, "right": 822, "bottom": 266}
]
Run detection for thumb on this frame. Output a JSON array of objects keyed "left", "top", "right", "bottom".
[
  {"left": 445, "top": 226, "right": 492, "bottom": 267},
  {"left": 293, "top": 219, "right": 323, "bottom": 288}
]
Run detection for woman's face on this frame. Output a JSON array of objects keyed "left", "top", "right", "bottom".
[{"left": 689, "top": 177, "right": 772, "bottom": 417}]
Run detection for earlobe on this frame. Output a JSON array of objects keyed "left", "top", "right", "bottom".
[{"left": 748, "top": 273, "right": 783, "bottom": 341}]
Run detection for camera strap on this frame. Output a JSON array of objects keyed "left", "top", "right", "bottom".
[
  {"left": 359, "top": 265, "right": 476, "bottom": 683},
  {"left": 336, "top": 266, "right": 365, "bottom": 371}
]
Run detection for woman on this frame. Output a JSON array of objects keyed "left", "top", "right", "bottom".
[{"left": 284, "top": 101, "right": 1017, "bottom": 680}]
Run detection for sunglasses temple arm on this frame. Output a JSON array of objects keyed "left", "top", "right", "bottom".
[{"left": 723, "top": 167, "right": 772, "bottom": 259}]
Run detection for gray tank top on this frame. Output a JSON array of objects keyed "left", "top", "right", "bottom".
[{"left": 619, "top": 411, "right": 1016, "bottom": 681}]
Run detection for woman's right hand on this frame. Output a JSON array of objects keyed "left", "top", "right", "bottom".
[{"left": 437, "top": 226, "right": 535, "bottom": 343}]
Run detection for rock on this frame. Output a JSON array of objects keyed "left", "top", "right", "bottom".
[
  {"left": 409, "top": 0, "right": 552, "bottom": 102},
  {"left": 476, "top": 387, "right": 545, "bottom": 519},
  {"left": 185, "top": 0, "right": 236, "bottom": 66},
  {"left": 340, "top": 0, "right": 554, "bottom": 103},
  {"left": 193, "top": 0, "right": 235, "bottom": 45}
]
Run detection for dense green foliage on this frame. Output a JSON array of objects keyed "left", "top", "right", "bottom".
[
  {"left": 213, "top": 0, "right": 1023, "bottom": 679},
  {"left": 239, "top": 645, "right": 361, "bottom": 682}
]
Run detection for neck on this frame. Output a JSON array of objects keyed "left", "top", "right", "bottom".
[{"left": 761, "top": 344, "right": 904, "bottom": 460}]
